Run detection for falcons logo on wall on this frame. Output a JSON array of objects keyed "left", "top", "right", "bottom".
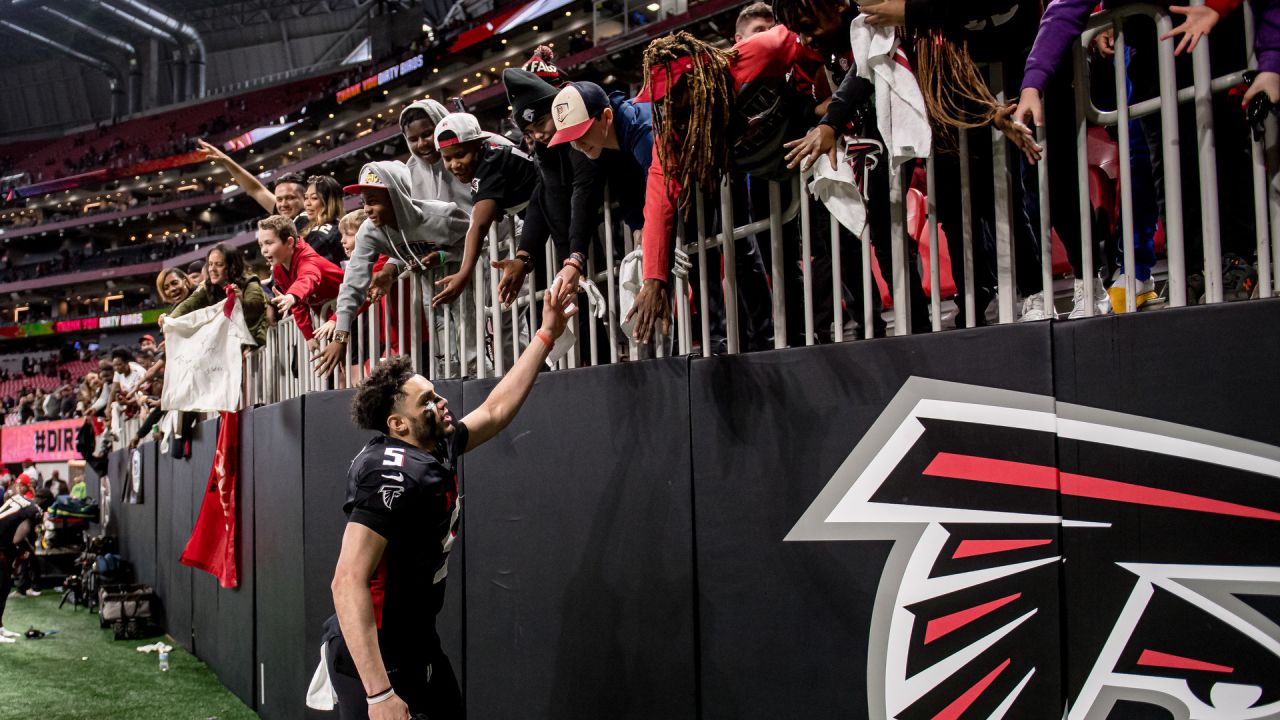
[{"left": 787, "top": 377, "right": 1280, "bottom": 719}]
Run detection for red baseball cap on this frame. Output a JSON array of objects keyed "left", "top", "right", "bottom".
[{"left": 548, "top": 82, "right": 611, "bottom": 147}]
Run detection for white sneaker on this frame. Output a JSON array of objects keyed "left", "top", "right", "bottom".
[
  {"left": 1068, "top": 278, "right": 1111, "bottom": 319},
  {"left": 23, "top": 589, "right": 39, "bottom": 597},
  {"left": 0, "top": 635, "right": 15, "bottom": 644},
  {"left": 0, "top": 627, "right": 20, "bottom": 638},
  {"left": 1018, "top": 292, "right": 1048, "bottom": 322}
]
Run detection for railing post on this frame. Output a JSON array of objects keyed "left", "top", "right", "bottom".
[
  {"left": 1191, "top": 0, "right": 1223, "bottom": 303},
  {"left": 1153, "top": 9, "right": 1187, "bottom": 306},
  {"left": 1115, "top": 23, "right": 1139, "bottom": 313},
  {"left": 695, "top": 189, "right": 710, "bottom": 358},
  {"left": 989, "top": 63, "right": 1017, "bottom": 323},
  {"left": 487, "top": 224, "right": 505, "bottom": 376},
  {"left": 926, "top": 154, "right": 944, "bottom": 331},
  {"left": 719, "top": 178, "right": 740, "bottom": 355},
  {"left": 890, "top": 165, "right": 912, "bottom": 334},
  {"left": 768, "top": 181, "right": 787, "bottom": 348},
  {"left": 800, "top": 174, "right": 815, "bottom": 345},
  {"left": 959, "top": 130, "right": 977, "bottom": 323},
  {"left": 602, "top": 189, "right": 620, "bottom": 363}
]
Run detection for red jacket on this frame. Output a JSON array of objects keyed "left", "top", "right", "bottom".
[
  {"left": 271, "top": 239, "right": 345, "bottom": 340},
  {"left": 642, "top": 24, "right": 823, "bottom": 281}
]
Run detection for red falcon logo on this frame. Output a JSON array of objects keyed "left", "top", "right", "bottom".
[{"left": 788, "top": 378, "right": 1280, "bottom": 719}]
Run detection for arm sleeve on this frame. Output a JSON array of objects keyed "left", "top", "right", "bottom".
[
  {"left": 288, "top": 255, "right": 324, "bottom": 304},
  {"left": 568, "top": 152, "right": 606, "bottom": 257},
  {"left": 336, "top": 223, "right": 385, "bottom": 333},
  {"left": 292, "top": 304, "right": 315, "bottom": 340},
  {"left": 517, "top": 184, "right": 553, "bottom": 257},
  {"left": 345, "top": 468, "right": 409, "bottom": 538},
  {"left": 819, "top": 70, "right": 874, "bottom": 129},
  {"left": 1257, "top": 0, "right": 1280, "bottom": 73},
  {"left": 1020, "top": 0, "right": 1095, "bottom": 94},
  {"left": 473, "top": 155, "right": 508, "bottom": 205},
  {"left": 240, "top": 280, "right": 268, "bottom": 347},
  {"left": 641, "top": 142, "right": 678, "bottom": 283},
  {"left": 1207, "top": 0, "right": 1243, "bottom": 17}
]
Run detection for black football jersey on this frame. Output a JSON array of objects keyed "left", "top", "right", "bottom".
[
  {"left": 0, "top": 495, "right": 40, "bottom": 553},
  {"left": 342, "top": 425, "right": 468, "bottom": 656}
]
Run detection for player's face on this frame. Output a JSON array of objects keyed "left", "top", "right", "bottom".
[
  {"left": 398, "top": 375, "right": 454, "bottom": 448},
  {"left": 441, "top": 142, "right": 480, "bottom": 185},
  {"left": 404, "top": 118, "right": 441, "bottom": 164},
  {"left": 274, "top": 182, "right": 305, "bottom": 218}
]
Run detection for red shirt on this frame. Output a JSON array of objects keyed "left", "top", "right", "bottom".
[
  {"left": 270, "top": 239, "right": 345, "bottom": 340},
  {"left": 642, "top": 24, "right": 823, "bottom": 282}
]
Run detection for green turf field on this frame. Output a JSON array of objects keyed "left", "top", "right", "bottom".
[{"left": 0, "top": 592, "right": 256, "bottom": 720}]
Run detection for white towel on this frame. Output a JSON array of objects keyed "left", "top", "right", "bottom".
[
  {"left": 850, "top": 15, "right": 932, "bottom": 169},
  {"left": 305, "top": 642, "right": 338, "bottom": 711},
  {"left": 806, "top": 140, "right": 867, "bottom": 237}
]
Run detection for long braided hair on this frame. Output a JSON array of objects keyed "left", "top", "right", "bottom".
[
  {"left": 913, "top": 35, "right": 1004, "bottom": 147},
  {"left": 642, "top": 32, "right": 737, "bottom": 212}
]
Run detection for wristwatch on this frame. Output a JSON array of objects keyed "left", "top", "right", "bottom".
[{"left": 332, "top": 331, "right": 350, "bottom": 344}]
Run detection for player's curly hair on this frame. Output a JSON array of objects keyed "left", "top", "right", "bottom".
[{"left": 351, "top": 355, "right": 417, "bottom": 434}]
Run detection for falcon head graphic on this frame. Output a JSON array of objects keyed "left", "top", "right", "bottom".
[{"left": 787, "top": 378, "right": 1280, "bottom": 720}]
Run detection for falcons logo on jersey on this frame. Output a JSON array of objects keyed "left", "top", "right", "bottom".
[{"left": 787, "top": 377, "right": 1280, "bottom": 719}]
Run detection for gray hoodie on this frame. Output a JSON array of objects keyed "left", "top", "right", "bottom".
[
  {"left": 401, "top": 99, "right": 475, "bottom": 216},
  {"left": 335, "top": 160, "right": 470, "bottom": 333}
]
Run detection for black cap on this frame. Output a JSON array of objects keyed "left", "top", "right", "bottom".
[{"left": 504, "top": 68, "right": 558, "bottom": 129}]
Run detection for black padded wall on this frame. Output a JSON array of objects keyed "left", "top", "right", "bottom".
[
  {"left": 215, "top": 408, "right": 257, "bottom": 708},
  {"left": 1052, "top": 300, "right": 1280, "bottom": 718},
  {"left": 461, "top": 360, "right": 698, "bottom": 720},
  {"left": 689, "top": 325, "right": 1062, "bottom": 719},
  {"left": 190, "top": 416, "right": 220, "bottom": 667},
  {"left": 253, "top": 397, "right": 307, "bottom": 720}
]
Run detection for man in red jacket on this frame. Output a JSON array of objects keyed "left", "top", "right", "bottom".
[{"left": 258, "top": 215, "right": 346, "bottom": 351}]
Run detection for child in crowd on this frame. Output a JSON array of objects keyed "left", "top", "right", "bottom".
[
  {"left": 258, "top": 214, "right": 345, "bottom": 352},
  {"left": 431, "top": 112, "right": 540, "bottom": 308},
  {"left": 313, "top": 161, "right": 469, "bottom": 376}
]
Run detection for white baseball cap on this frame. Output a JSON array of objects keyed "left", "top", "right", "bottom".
[{"left": 433, "top": 112, "right": 486, "bottom": 149}]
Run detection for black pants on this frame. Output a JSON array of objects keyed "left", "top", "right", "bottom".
[{"left": 327, "top": 633, "right": 462, "bottom": 720}]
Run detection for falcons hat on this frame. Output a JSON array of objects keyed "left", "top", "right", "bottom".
[
  {"left": 433, "top": 113, "right": 486, "bottom": 149},
  {"left": 548, "top": 81, "right": 610, "bottom": 147},
  {"left": 342, "top": 165, "right": 388, "bottom": 195}
]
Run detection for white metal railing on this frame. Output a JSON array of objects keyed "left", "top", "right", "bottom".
[{"left": 234, "top": 1, "right": 1276, "bottom": 404}]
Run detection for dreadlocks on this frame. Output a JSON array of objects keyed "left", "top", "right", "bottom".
[
  {"left": 914, "top": 35, "right": 1004, "bottom": 148},
  {"left": 643, "top": 32, "right": 737, "bottom": 212}
]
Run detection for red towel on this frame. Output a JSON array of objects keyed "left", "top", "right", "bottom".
[{"left": 179, "top": 410, "right": 239, "bottom": 588}]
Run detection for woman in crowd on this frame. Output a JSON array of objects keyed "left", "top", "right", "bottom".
[
  {"left": 155, "top": 266, "right": 194, "bottom": 307},
  {"left": 164, "top": 243, "right": 268, "bottom": 348},
  {"left": 303, "top": 175, "right": 346, "bottom": 264}
]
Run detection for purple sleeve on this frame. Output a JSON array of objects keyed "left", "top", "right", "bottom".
[
  {"left": 1258, "top": 0, "right": 1280, "bottom": 74},
  {"left": 1021, "top": 0, "right": 1096, "bottom": 94}
]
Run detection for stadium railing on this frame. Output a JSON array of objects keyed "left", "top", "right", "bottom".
[{"left": 240, "top": 1, "right": 1277, "bottom": 406}]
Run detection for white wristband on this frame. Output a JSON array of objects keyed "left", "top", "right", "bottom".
[{"left": 367, "top": 688, "right": 396, "bottom": 705}]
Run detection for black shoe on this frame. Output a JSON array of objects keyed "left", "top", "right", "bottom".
[{"left": 1222, "top": 254, "right": 1258, "bottom": 301}]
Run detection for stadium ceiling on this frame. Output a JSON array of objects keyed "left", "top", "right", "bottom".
[{"left": 130, "top": 0, "right": 422, "bottom": 34}]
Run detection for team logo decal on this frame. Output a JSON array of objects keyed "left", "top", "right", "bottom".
[
  {"left": 362, "top": 168, "right": 382, "bottom": 186},
  {"left": 522, "top": 108, "right": 536, "bottom": 123},
  {"left": 788, "top": 377, "right": 1280, "bottom": 719},
  {"left": 379, "top": 485, "right": 404, "bottom": 510},
  {"left": 554, "top": 102, "right": 571, "bottom": 124}
]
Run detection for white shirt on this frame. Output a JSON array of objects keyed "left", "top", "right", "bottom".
[{"left": 115, "top": 362, "right": 147, "bottom": 394}]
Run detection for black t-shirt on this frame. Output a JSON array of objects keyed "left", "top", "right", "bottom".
[
  {"left": 305, "top": 221, "right": 344, "bottom": 265},
  {"left": 472, "top": 142, "right": 539, "bottom": 213},
  {"left": 0, "top": 495, "right": 40, "bottom": 554},
  {"left": 341, "top": 426, "right": 469, "bottom": 658}
]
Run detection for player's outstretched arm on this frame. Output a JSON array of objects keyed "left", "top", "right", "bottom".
[
  {"left": 331, "top": 523, "right": 410, "bottom": 719},
  {"left": 461, "top": 277, "right": 577, "bottom": 452}
]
